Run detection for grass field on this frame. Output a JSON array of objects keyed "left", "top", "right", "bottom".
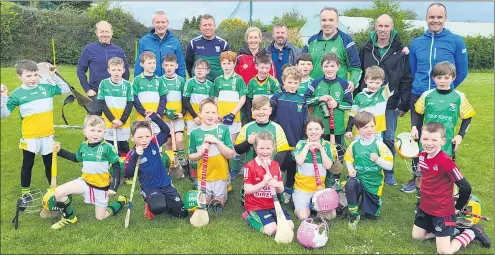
[{"left": 1, "top": 66, "right": 493, "bottom": 254}]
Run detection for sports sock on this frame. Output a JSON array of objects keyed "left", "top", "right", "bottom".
[
  {"left": 57, "top": 198, "right": 75, "bottom": 220},
  {"left": 454, "top": 229, "right": 475, "bottom": 248},
  {"left": 21, "top": 186, "right": 30, "bottom": 195},
  {"left": 230, "top": 155, "right": 241, "bottom": 173},
  {"left": 348, "top": 204, "right": 359, "bottom": 215},
  {"left": 106, "top": 202, "right": 125, "bottom": 216}
]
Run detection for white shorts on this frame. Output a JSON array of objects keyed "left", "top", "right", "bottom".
[
  {"left": 186, "top": 120, "right": 200, "bottom": 135},
  {"left": 19, "top": 135, "right": 54, "bottom": 155},
  {"left": 104, "top": 127, "right": 130, "bottom": 142},
  {"left": 76, "top": 177, "right": 109, "bottom": 208},
  {"left": 292, "top": 189, "right": 315, "bottom": 211},
  {"left": 198, "top": 180, "right": 228, "bottom": 199},
  {"left": 165, "top": 119, "right": 185, "bottom": 133},
  {"left": 227, "top": 122, "right": 241, "bottom": 135}
]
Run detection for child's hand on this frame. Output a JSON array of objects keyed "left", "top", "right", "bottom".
[
  {"left": 319, "top": 95, "right": 331, "bottom": 102},
  {"left": 204, "top": 134, "right": 220, "bottom": 144},
  {"left": 309, "top": 142, "right": 322, "bottom": 152},
  {"left": 370, "top": 153, "right": 379, "bottom": 162},
  {"left": 52, "top": 142, "right": 61, "bottom": 153},
  {"left": 247, "top": 132, "right": 257, "bottom": 144},
  {"left": 401, "top": 46, "right": 410, "bottom": 55},
  {"left": 327, "top": 98, "right": 338, "bottom": 109},
  {"left": 452, "top": 135, "right": 463, "bottom": 152},
  {"left": 107, "top": 190, "right": 116, "bottom": 196},
  {"left": 345, "top": 132, "right": 353, "bottom": 139},
  {"left": 176, "top": 113, "right": 183, "bottom": 119},
  {"left": 1, "top": 84, "right": 8, "bottom": 97},
  {"left": 263, "top": 173, "right": 273, "bottom": 186},
  {"left": 348, "top": 168, "right": 357, "bottom": 178},
  {"left": 200, "top": 142, "right": 210, "bottom": 153},
  {"left": 112, "top": 119, "right": 123, "bottom": 128},
  {"left": 346, "top": 81, "right": 355, "bottom": 93},
  {"left": 136, "top": 146, "right": 144, "bottom": 155},
  {"left": 87, "top": 89, "right": 97, "bottom": 97},
  {"left": 144, "top": 111, "right": 155, "bottom": 121},
  {"left": 194, "top": 117, "right": 201, "bottom": 125},
  {"left": 411, "top": 126, "right": 419, "bottom": 140}
]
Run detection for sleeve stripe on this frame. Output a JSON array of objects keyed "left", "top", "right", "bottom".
[
  {"left": 346, "top": 41, "right": 355, "bottom": 49},
  {"left": 452, "top": 167, "right": 463, "bottom": 180}
]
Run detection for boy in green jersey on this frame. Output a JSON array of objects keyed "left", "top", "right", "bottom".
[
  {"left": 344, "top": 111, "right": 393, "bottom": 230},
  {"left": 295, "top": 53, "right": 314, "bottom": 97}
]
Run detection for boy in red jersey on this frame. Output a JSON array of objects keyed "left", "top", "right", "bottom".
[{"left": 412, "top": 122, "right": 490, "bottom": 253}]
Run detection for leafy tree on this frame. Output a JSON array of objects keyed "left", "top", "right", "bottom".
[
  {"left": 251, "top": 19, "right": 271, "bottom": 32},
  {"left": 182, "top": 18, "right": 190, "bottom": 31},
  {"left": 271, "top": 8, "right": 306, "bottom": 30},
  {"left": 217, "top": 18, "right": 248, "bottom": 33}
]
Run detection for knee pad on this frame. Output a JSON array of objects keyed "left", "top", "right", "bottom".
[{"left": 148, "top": 194, "right": 167, "bottom": 215}]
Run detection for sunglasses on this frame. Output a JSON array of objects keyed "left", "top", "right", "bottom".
[{"left": 278, "top": 52, "right": 283, "bottom": 62}]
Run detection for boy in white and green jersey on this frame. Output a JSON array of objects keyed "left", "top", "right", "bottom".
[
  {"left": 344, "top": 112, "right": 393, "bottom": 230},
  {"left": 296, "top": 53, "right": 315, "bottom": 97},
  {"left": 161, "top": 54, "right": 187, "bottom": 163},
  {"left": 215, "top": 51, "right": 247, "bottom": 179},
  {"left": 183, "top": 59, "right": 215, "bottom": 135},
  {"left": 345, "top": 66, "right": 393, "bottom": 140},
  {"left": 133, "top": 51, "right": 168, "bottom": 135},
  {"left": 47, "top": 115, "right": 128, "bottom": 230},
  {"left": 97, "top": 57, "right": 134, "bottom": 157},
  {"left": 1, "top": 60, "right": 70, "bottom": 196}
]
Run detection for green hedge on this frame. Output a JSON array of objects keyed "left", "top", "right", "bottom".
[{"left": 0, "top": 2, "right": 148, "bottom": 66}]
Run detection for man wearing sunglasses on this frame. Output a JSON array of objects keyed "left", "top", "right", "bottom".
[{"left": 266, "top": 23, "right": 302, "bottom": 85}]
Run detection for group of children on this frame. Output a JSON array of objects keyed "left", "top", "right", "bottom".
[{"left": 0, "top": 49, "right": 490, "bottom": 253}]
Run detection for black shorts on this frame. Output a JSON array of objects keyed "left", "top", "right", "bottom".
[
  {"left": 414, "top": 207, "right": 456, "bottom": 237},
  {"left": 142, "top": 185, "right": 186, "bottom": 216}
]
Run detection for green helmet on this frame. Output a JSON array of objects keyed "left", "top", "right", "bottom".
[{"left": 183, "top": 190, "right": 207, "bottom": 210}]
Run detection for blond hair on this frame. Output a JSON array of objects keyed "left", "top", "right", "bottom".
[
  {"left": 108, "top": 57, "right": 124, "bottom": 68},
  {"left": 244, "top": 27, "right": 262, "bottom": 41},
  {"left": 251, "top": 96, "right": 271, "bottom": 111},
  {"left": 364, "top": 66, "right": 385, "bottom": 81},
  {"left": 84, "top": 115, "right": 105, "bottom": 129},
  {"left": 254, "top": 131, "right": 275, "bottom": 148},
  {"left": 281, "top": 66, "right": 303, "bottom": 83},
  {"left": 139, "top": 51, "right": 156, "bottom": 63},
  {"left": 199, "top": 98, "right": 217, "bottom": 112}
]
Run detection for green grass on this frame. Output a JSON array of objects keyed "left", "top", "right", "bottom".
[{"left": 1, "top": 66, "right": 493, "bottom": 254}]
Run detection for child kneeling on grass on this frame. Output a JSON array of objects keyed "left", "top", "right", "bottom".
[
  {"left": 412, "top": 122, "right": 490, "bottom": 254},
  {"left": 124, "top": 112, "right": 188, "bottom": 220},
  {"left": 49, "top": 115, "right": 127, "bottom": 230},
  {"left": 242, "top": 131, "right": 294, "bottom": 236},
  {"left": 344, "top": 111, "right": 393, "bottom": 230}
]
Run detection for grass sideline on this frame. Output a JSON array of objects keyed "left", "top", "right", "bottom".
[{"left": 0, "top": 66, "right": 493, "bottom": 254}]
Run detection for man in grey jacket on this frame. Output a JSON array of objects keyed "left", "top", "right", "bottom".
[{"left": 265, "top": 23, "right": 302, "bottom": 84}]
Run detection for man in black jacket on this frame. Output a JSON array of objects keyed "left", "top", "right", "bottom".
[{"left": 358, "top": 14, "right": 413, "bottom": 186}]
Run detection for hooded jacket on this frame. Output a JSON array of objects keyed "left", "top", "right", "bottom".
[
  {"left": 134, "top": 29, "right": 186, "bottom": 78},
  {"left": 409, "top": 28, "right": 468, "bottom": 96},
  {"left": 359, "top": 29, "right": 412, "bottom": 112},
  {"left": 265, "top": 40, "right": 302, "bottom": 67},
  {"left": 234, "top": 46, "right": 277, "bottom": 85}
]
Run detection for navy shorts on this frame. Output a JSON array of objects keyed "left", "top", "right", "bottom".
[
  {"left": 251, "top": 207, "right": 292, "bottom": 226},
  {"left": 414, "top": 207, "right": 456, "bottom": 237},
  {"left": 142, "top": 185, "right": 186, "bottom": 217},
  {"left": 345, "top": 178, "right": 382, "bottom": 217}
]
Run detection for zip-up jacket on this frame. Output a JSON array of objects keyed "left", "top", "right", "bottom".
[
  {"left": 77, "top": 42, "right": 130, "bottom": 93},
  {"left": 265, "top": 40, "right": 302, "bottom": 66},
  {"left": 359, "top": 29, "right": 413, "bottom": 112},
  {"left": 134, "top": 29, "right": 186, "bottom": 78},
  {"left": 235, "top": 46, "right": 277, "bottom": 85},
  {"left": 185, "top": 35, "right": 231, "bottom": 82},
  {"left": 303, "top": 29, "right": 362, "bottom": 87},
  {"left": 409, "top": 28, "right": 468, "bottom": 96},
  {"left": 270, "top": 91, "right": 308, "bottom": 147}
]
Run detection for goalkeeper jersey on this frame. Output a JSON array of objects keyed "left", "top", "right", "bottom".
[
  {"left": 235, "top": 121, "right": 290, "bottom": 162},
  {"left": 214, "top": 73, "right": 247, "bottom": 123},
  {"left": 183, "top": 77, "right": 214, "bottom": 121},
  {"left": 292, "top": 139, "right": 334, "bottom": 193},
  {"left": 415, "top": 88, "right": 475, "bottom": 156},
  {"left": 344, "top": 138, "right": 393, "bottom": 196},
  {"left": 97, "top": 78, "right": 133, "bottom": 128},
  {"left": 161, "top": 75, "right": 186, "bottom": 121},
  {"left": 349, "top": 84, "right": 393, "bottom": 133},
  {"left": 246, "top": 76, "right": 281, "bottom": 99},
  {"left": 188, "top": 124, "right": 233, "bottom": 181},
  {"left": 133, "top": 74, "right": 168, "bottom": 121},
  {"left": 76, "top": 141, "right": 120, "bottom": 189}
]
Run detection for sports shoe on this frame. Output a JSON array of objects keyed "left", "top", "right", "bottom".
[
  {"left": 384, "top": 171, "right": 397, "bottom": 186},
  {"left": 124, "top": 178, "right": 133, "bottom": 185},
  {"left": 241, "top": 211, "right": 249, "bottom": 220},
  {"left": 144, "top": 202, "right": 154, "bottom": 220},
  {"left": 401, "top": 179, "right": 414, "bottom": 189},
  {"left": 118, "top": 196, "right": 128, "bottom": 207},
  {"left": 227, "top": 183, "right": 233, "bottom": 192},
  {"left": 51, "top": 216, "right": 78, "bottom": 230},
  {"left": 281, "top": 187, "right": 293, "bottom": 204},
  {"left": 469, "top": 224, "right": 491, "bottom": 248},
  {"left": 401, "top": 180, "right": 416, "bottom": 193},
  {"left": 348, "top": 214, "right": 360, "bottom": 230}
]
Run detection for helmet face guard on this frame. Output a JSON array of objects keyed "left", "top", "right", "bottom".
[
  {"left": 13, "top": 189, "right": 44, "bottom": 229},
  {"left": 184, "top": 190, "right": 208, "bottom": 210},
  {"left": 311, "top": 188, "right": 340, "bottom": 212},
  {"left": 297, "top": 216, "right": 329, "bottom": 249}
]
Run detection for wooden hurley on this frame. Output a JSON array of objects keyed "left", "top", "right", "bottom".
[
  {"left": 168, "top": 122, "right": 184, "bottom": 179},
  {"left": 124, "top": 156, "right": 141, "bottom": 228}
]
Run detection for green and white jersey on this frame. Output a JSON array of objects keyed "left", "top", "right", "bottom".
[
  {"left": 298, "top": 77, "right": 314, "bottom": 97},
  {"left": 246, "top": 76, "right": 281, "bottom": 99},
  {"left": 344, "top": 138, "right": 393, "bottom": 196},
  {"left": 161, "top": 75, "right": 186, "bottom": 121},
  {"left": 292, "top": 139, "right": 334, "bottom": 193},
  {"left": 132, "top": 74, "right": 168, "bottom": 121},
  {"left": 97, "top": 78, "right": 133, "bottom": 129},
  {"left": 349, "top": 84, "right": 392, "bottom": 133},
  {"left": 183, "top": 77, "right": 214, "bottom": 120},
  {"left": 415, "top": 89, "right": 475, "bottom": 156},
  {"left": 235, "top": 121, "right": 290, "bottom": 162},
  {"left": 214, "top": 73, "right": 247, "bottom": 123},
  {"left": 188, "top": 124, "right": 233, "bottom": 181},
  {"left": 76, "top": 141, "right": 120, "bottom": 189}
]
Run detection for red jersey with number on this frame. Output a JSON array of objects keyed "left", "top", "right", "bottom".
[
  {"left": 243, "top": 158, "right": 282, "bottom": 212},
  {"left": 418, "top": 151, "right": 464, "bottom": 216}
]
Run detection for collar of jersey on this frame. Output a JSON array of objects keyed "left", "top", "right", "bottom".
[{"left": 139, "top": 73, "right": 158, "bottom": 80}]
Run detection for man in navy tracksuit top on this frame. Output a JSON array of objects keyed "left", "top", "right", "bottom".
[
  {"left": 403, "top": 3, "right": 468, "bottom": 192},
  {"left": 134, "top": 11, "right": 186, "bottom": 78},
  {"left": 185, "top": 15, "right": 230, "bottom": 82},
  {"left": 124, "top": 113, "right": 187, "bottom": 219},
  {"left": 77, "top": 21, "right": 130, "bottom": 115}
]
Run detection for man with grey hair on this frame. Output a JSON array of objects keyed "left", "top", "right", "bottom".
[
  {"left": 134, "top": 11, "right": 186, "bottom": 78},
  {"left": 77, "top": 20, "right": 130, "bottom": 115},
  {"left": 265, "top": 22, "right": 302, "bottom": 84},
  {"left": 358, "top": 14, "right": 413, "bottom": 186}
]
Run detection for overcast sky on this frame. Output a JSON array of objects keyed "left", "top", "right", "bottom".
[{"left": 119, "top": 1, "right": 494, "bottom": 29}]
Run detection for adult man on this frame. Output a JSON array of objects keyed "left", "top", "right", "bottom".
[
  {"left": 403, "top": 3, "right": 468, "bottom": 192},
  {"left": 134, "top": 11, "right": 186, "bottom": 78},
  {"left": 265, "top": 23, "right": 302, "bottom": 84},
  {"left": 77, "top": 21, "right": 130, "bottom": 115},
  {"left": 303, "top": 7, "right": 361, "bottom": 92},
  {"left": 358, "top": 14, "right": 413, "bottom": 186},
  {"left": 185, "top": 14, "right": 230, "bottom": 82}
]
